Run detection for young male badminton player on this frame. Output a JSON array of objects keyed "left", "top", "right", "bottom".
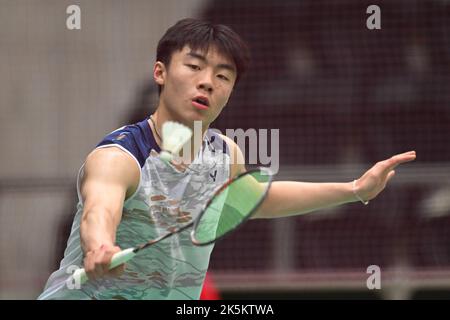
[{"left": 38, "top": 19, "right": 416, "bottom": 300}]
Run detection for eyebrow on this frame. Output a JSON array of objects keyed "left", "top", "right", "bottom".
[{"left": 186, "top": 52, "right": 236, "bottom": 73}]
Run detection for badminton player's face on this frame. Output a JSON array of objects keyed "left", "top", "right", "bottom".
[{"left": 155, "top": 45, "right": 236, "bottom": 126}]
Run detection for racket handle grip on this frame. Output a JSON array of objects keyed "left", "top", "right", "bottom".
[
  {"left": 71, "top": 248, "right": 136, "bottom": 285},
  {"left": 109, "top": 248, "right": 136, "bottom": 269}
]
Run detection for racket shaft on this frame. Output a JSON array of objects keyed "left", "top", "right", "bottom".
[{"left": 71, "top": 248, "right": 136, "bottom": 285}]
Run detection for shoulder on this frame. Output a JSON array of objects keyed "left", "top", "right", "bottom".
[
  {"left": 83, "top": 147, "right": 140, "bottom": 198},
  {"left": 84, "top": 147, "right": 139, "bottom": 182}
]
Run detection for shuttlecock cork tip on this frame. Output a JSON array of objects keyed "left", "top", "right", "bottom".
[{"left": 160, "top": 150, "right": 173, "bottom": 163}]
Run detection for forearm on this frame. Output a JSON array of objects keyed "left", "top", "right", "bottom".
[
  {"left": 80, "top": 207, "right": 119, "bottom": 254},
  {"left": 255, "top": 181, "right": 358, "bottom": 219}
]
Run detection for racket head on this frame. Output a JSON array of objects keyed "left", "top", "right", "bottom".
[{"left": 190, "top": 167, "right": 273, "bottom": 246}]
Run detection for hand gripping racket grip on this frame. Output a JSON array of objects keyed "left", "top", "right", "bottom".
[{"left": 71, "top": 248, "right": 136, "bottom": 285}]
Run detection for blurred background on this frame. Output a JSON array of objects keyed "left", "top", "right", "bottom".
[{"left": 1, "top": 0, "right": 449, "bottom": 299}]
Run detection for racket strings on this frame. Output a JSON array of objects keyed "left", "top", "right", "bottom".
[{"left": 192, "top": 168, "right": 273, "bottom": 244}]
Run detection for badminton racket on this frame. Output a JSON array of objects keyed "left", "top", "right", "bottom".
[{"left": 71, "top": 167, "right": 273, "bottom": 285}]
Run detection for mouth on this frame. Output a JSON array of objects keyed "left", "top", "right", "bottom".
[{"left": 192, "top": 96, "right": 210, "bottom": 110}]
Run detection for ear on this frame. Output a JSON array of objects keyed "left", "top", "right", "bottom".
[{"left": 153, "top": 61, "right": 166, "bottom": 86}]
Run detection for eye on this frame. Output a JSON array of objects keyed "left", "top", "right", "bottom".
[
  {"left": 186, "top": 64, "right": 200, "bottom": 71},
  {"left": 218, "top": 74, "right": 229, "bottom": 81}
]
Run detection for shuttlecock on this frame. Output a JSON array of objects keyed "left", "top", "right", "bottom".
[{"left": 159, "top": 121, "right": 193, "bottom": 164}]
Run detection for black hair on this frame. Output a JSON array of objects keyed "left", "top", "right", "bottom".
[{"left": 156, "top": 18, "right": 250, "bottom": 94}]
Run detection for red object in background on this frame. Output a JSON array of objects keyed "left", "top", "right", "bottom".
[{"left": 200, "top": 273, "right": 221, "bottom": 300}]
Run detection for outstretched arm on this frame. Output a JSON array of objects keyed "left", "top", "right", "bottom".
[
  {"left": 253, "top": 151, "right": 416, "bottom": 219},
  {"left": 80, "top": 147, "right": 140, "bottom": 280}
]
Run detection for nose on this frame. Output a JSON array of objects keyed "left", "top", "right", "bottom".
[
  {"left": 197, "top": 73, "right": 214, "bottom": 94},
  {"left": 198, "top": 83, "right": 213, "bottom": 94}
]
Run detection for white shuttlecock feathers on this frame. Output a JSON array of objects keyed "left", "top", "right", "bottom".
[{"left": 159, "top": 121, "right": 193, "bottom": 163}]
